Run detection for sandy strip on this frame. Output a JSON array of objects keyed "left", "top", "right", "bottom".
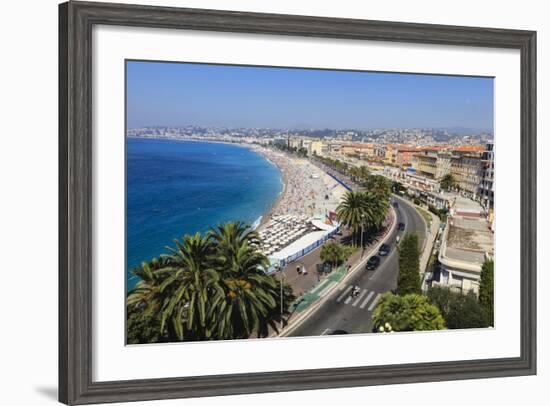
[{"left": 249, "top": 146, "right": 347, "bottom": 231}]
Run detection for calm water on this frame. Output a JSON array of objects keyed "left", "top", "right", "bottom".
[{"left": 126, "top": 138, "right": 283, "bottom": 288}]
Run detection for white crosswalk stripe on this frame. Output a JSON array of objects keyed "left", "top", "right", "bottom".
[
  {"left": 336, "top": 285, "right": 353, "bottom": 302},
  {"left": 333, "top": 284, "right": 385, "bottom": 312},
  {"left": 368, "top": 293, "right": 383, "bottom": 311},
  {"left": 352, "top": 290, "right": 368, "bottom": 307},
  {"left": 360, "top": 291, "right": 375, "bottom": 309}
]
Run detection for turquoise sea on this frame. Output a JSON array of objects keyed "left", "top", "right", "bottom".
[{"left": 126, "top": 138, "right": 283, "bottom": 289}]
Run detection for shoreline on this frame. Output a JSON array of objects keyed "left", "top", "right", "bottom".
[
  {"left": 127, "top": 135, "right": 345, "bottom": 232},
  {"left": 249, "top": 145, "right": 347, "bottom": 231}
]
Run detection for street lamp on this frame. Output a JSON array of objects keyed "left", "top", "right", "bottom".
[
  {"left": 360, "top": 213, "right": 366, "bottom": 256},
  {"left": 276, "top": 265, "right": 285, "bottom": 332}
]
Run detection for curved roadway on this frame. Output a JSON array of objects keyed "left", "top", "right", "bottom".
[{"left": 288, "top": 195, "right": 426, "bottom": 336}]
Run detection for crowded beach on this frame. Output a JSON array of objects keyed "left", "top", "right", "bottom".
[{"left": 250, "top": 146, "right": 347, "bottom": 259}]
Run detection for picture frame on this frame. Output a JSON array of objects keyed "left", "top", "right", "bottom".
[{"left": 59, "top": 1, "right": 537, "bottom": 404}]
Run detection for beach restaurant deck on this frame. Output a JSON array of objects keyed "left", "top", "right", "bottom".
[{"left": 263, "top": 215, "right": 339, "bottom": 273}]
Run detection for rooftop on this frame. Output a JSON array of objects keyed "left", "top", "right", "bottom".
[{"left": 447, "top": 221, "right": 493, "bottom": 254}]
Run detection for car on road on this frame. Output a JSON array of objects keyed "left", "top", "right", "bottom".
[
  {"left": 329, "top": 329, "right": 349, "bottom": 335},
  {"left": 398, "top": 222, "right": 405, "bottom": 231},
  {"left": 393, "top": 201, "right": 399, "bottom": 208},
  {"left": 366, "top": 255, "right": 380, "bottom": 270},
  {"left": 378, "top": 243, "right": 391, "bottom": 256}
]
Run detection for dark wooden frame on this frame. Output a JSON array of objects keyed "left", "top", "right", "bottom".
[{"left": 59, "top": 1, "right": 537, "bottom": 404}]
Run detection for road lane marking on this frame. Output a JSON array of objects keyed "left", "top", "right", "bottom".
[
  {"left": 352, "top": 290, "right": 368, "bottom": 307},
  {"left": 367, "top": 293, "right": 382, "bottom": 311},
  {"left": 336, "top": 285, "right": 353, "bottom": 302},
  {"left": 344, "top": 295, "right": 352, "bottom": 304},
  {"left": 321, "top": 328, "right": 331, "bottom": 335},
  {"left": 318, "top": 281, "right": 337, "bottom": 297},
  {"left": 360, "top": 291, "right": 375, "bottom": 309}
]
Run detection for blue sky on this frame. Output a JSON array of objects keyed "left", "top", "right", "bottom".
[{"left": 126, "top": 60, "right": 494, "bottom": 132}]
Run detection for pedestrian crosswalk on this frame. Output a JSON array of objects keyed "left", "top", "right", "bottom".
[{"left": 335, "top": 284, "right": 384, "bottom": 312}]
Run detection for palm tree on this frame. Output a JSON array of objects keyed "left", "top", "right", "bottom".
[
  {"left": 320, "top": 240, "right": 352, "bottom": 270},
  {"left": 357, "top": 166, "right": 370, "bottom": 184},
  {"left": 158, "top": 232, "right": 223, "bottom": 341},
  {"left": 126, "top": 257, "right": 175, "bottom": 344},
  {"left": 127, "top": 256, "right": 173, "bottom": 317},
  {"left": 336, "top": 191, "right": 366, "bottom": 245},
  {"left": 208, "top": 222, "right": 286, "bottom": 338},
  {"left": 127, "top": 221, "right": 296, "bottom": 342},
  {"left": 365, "top": 175, "right": 391, "bottom": 200},
  {"left": 362, "top": 191, "right": 389, "bottom": 230},
  {"left": 348, "top": 166, "right": 359, "bottom": 182}
]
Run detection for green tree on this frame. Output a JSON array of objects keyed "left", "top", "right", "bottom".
[
  {"left": 372, "top": 293, "right": 445, "bottom": 332},
  {"left": 127, "top": 306, "right": 166, "bottom": 344},
  {"left": 336, "top": 191, "right": 366, "bottom": 245},
  {"left": 440, "top": 173, "right": 457, "bottom": 191},
  {"left": 364, "top": 174, "right": 391, "bottom": 200},
  {"left": 362, "top": 191, "right": 389, "bottom": 230},
  {"left": 336, "top": 190, "right": 389, "bottom": 246},
  {"left": 357, "top": 165, "right": 371, "bottom": 183},
  {"left": 126, "top": 257, "right": 173, "bottom": 344},
  {"left": 427, "top": 286, "right": 489, "bottom": 329},
  {"left": 158, "top": 232, "right": 222, "bottom": 341},
  {"left": 320, "top": 240, "right": 352, "bottom": 270},
  {"left": 127, "top": 257, "right": 173, "bottom": 321},
  {"left": 125, "top": 221, "right": 295, "bottom": 343},
  {"left": 208, "top": 222, "right": 288, "bottom": 338},
  {"left": 479, "top": 259, "right": 494, "bottom": 326},
  {"left": 396, "top": 233, "right": 421, "bottom": 295}
]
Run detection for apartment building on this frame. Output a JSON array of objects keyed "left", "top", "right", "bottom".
[
  {"left": 478, "top": 141, "right": 494, "bottom": 211},
  {"left": 434, "top": 197, "right": 493, "bottom": 295},
  {"left": 450, "top": 153, "right": 483, "bottom": 200}
]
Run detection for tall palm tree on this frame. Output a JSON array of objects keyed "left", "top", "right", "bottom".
[
  {"left": 159, "top": 232, "right": 223, "bottom": 341},
  {"left": 336, "top": 191, "right": 366, "bottom": 245},
  {"left": 365, "top": 175, "right": 391, "bottom": 200},
  {"left": 126, "top": 257, "right": 175, "bottom": 344},
  {"left": 127, "top": 256, "right": 173, "bottom": 318},
  {"left": 358, "top": 165, "right": 370, "bottom": 184},
  {"left": 208, "top": 222, "right": 283, "bottom": 338},
  {"left": 362, "top": 191, "right": 389, "bottom": 230},
  {"left": 320, "top": 240, "right": 351, "bottom": 270}
]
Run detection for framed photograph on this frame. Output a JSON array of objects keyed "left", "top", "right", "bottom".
[{"left": 59, "top": 1, "right": 536, "bottom": 404}]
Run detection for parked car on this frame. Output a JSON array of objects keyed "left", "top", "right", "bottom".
[
  {"left": 398, "top": 222, "right": 405, "bottom": 231},
  {"left": 378, "top": 243, "right": 391, "bottom": 256},
  {"left": 366, "top": 255, "right": 380, "bottom": 270}
]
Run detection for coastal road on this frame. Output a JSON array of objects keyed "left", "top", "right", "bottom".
[{"left": 287, "top": 196, "right": 426, "bottom": 337}]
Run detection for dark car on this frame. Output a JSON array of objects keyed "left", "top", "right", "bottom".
[
  {"left": 329, "top": 329, "right": 349, "bottom": 335},
  {"left": 378, "top": 243, "right": 391, "bottom": 256},
  {"left": 393, "top": 201, "right": 399, "bottom": 208},
  {"left": 366, "top": 255, "right": 380, "bottom": 270},
  {"left": 398, "top": 222, "right": 405, "bottom": 231}
]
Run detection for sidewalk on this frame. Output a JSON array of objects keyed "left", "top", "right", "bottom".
[{"left": 415, "top": 206, "right": 441, "bottom": 291}]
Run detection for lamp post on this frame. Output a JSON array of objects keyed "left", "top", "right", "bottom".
[
  {"left": 277, "top": 265, "right": 284, "bottom": 332},
  {"left": 360, "top": 213, "right": 365, "bottom": 256}
]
